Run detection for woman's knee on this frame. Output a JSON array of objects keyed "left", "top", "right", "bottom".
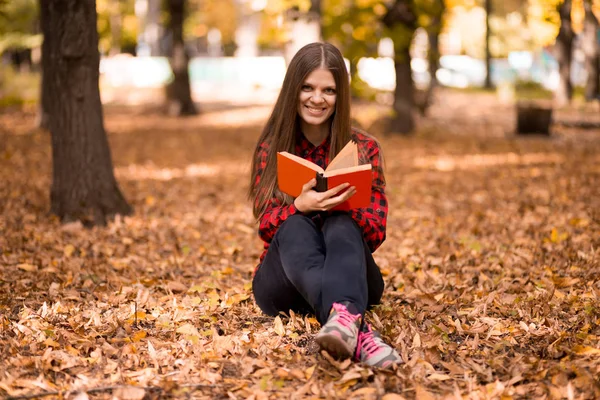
[
  {"left": 323, "top": 213, "right": 360, "bottom": 236},
  {"left": 278, "top": 214, "right": 317, "bottom": 236}
]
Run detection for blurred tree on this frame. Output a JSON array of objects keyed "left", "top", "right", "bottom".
[
  {"left": 39, "top": 0, "right": 132, "bottom": 225},
  {"left": 109, "top": 0, "right": 122, "bottom": 55},
  {"left": 322, "top": 0, "right": 383, "bottom": 95},
  {"left": 383, "top": 0, "right": 418, "bottom": 134},
  {"left": 555, "top": 0, "right": 574, "bottom": 106},
  {"left": 284, "top": 0, "right": 322, "bottom": 62},
  {"left": 96, "top": 0, "right": 138, "bottom": 55},
  {"left": 165, "top": 0, "right": 197, "bottom": 115},
  {"left": 484, "top": 0, "right": 492, "bottom": 88},
  {"left": 419, "top": 0, "right": 446, "bottom": 115},
  {"left": 189, "top": 0, "right": 237, "bottom": 55},
  {"left": 582, "top": 0, "right": 599, "bottom": 100},
  {"left": 0, "top": 0, "right": 41, "bottom": 70}
]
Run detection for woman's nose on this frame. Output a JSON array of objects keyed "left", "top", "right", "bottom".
[{"left": 311, "top": 93, "right": 324, "bottom": 103}]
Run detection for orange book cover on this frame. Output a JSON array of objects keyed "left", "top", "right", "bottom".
[{"left": 277, "top": 141, "right": 372, "bottom": 210}]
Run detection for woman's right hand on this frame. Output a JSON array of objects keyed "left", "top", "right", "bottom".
[{"left": 293, "top": 178, "right": 356, "bottom": 213}]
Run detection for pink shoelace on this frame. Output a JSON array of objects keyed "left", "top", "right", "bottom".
[
  {"left": 359, "top": 327, "right": 383, "bottom": 357},
  {"left": 332, "top": 303, "right": 360, "bottom": 328}
]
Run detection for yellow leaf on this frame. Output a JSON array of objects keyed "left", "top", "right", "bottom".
[
  {"left": 145, "top": 196, "right": 156, "bottom": 206},
  {"left": 352, "top": 387, "right": 377, "bottom": 396},
  {"left": 132, "top": 330, "right": 147, "bottom": 342},
  {"left": 547, "top": 228, "right": 568, "bottom": 244},
  {"left": 572, "top": 345, "right": 600, "bottom": 355},
  {"left": 273, "top": 316, "right": 285, "bottom": 336},
  {"left": 17, "top": 263, "right": 37, "bottom": 272},
  {"left": 176, "top": 323, "right": 200, "bottom": 337},
  {"left": 221, "top": 267, "right": 234, "bottom": 275},
  {"left": 428, "top": 373, "right": 451, "bottom": 381},
  {"left": 225, "top": 292, "right": 250, "bottom": 307},
  {"left": 64, "top": 244, "right": 76, "bottom": 258},
  {"left": 126, "top": 311, "right": 147, "bottom": 324},
  {"left": 305, "top": 365, "right": 316, "bottom": 380},
  {"left": 44, "top": 338, "right": 61, "bottom": 347}
]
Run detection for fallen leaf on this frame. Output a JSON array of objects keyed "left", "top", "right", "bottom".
[
  {"left": 112, "top": 385, "right": 146, "bottom": 400},
  {"left": 572, "top": 345, "right": 600, "bottom": 356},
  {"left": 64, "top": 244, "right": 76, "bottom": 257},
  {"left": 273, "top": 316, "right": 285, "bottom": 336},
  {"left": 382, "top": 394, "right": 407, "bottom": 400},
  {"left": 17, "top": 263, "right": 37, "bottom": 272},
  {"left": 415, "top": 385, "right": 436, "bottom": 400}
]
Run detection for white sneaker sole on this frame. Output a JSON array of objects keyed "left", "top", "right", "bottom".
[{"left": 315, "top": 332, "right": 354, "bottom": 359}]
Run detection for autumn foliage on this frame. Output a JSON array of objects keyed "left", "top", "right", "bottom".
[{"left": 1, "top": 93, "right": 599, "bottom": 399}]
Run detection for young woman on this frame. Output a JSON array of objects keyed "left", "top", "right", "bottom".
[{"left": 248, "top": 42, "right": 402, "bottom": 369}]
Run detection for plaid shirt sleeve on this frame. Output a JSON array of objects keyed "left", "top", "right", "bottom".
[
  {"left": 254, "top": 143, "right": 299, "bottom": 243},
  {"left": 349, "top": 141, "right": 388, "bottom": 252}
]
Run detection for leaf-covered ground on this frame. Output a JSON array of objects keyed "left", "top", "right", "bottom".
[{"left": 1, "top": 92, "right": 599, "bottom": 399}]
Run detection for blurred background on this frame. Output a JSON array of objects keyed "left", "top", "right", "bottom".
[{"left": 1, "top": 0, "right": 599, "bottom": 133}]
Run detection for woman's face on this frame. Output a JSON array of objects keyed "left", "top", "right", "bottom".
[{"left": 297, "top": 68, "right": 337, "bottom": 129}]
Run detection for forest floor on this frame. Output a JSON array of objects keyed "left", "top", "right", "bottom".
[{"left": 0, "top": 89, "right": 599, "bottom": 399}]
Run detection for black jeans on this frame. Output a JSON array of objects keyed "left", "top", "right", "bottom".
[{"left": 252, "top": 213, "right": 384, "bottom": 324}]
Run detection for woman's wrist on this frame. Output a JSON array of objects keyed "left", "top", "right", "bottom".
[{"left": 293, "top": 198, "right": 306, "bottom": 213}]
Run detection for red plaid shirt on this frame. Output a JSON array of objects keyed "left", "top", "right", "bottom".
[{"left": 254, "top": 128, "right": 388, "bottom": 266}]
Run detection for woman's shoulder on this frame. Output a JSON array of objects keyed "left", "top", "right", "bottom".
[{"left": 350, "top": 127, "right": 381, "bottom": 151}]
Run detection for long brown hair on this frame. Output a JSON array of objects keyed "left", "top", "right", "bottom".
[{"left": 249, "top": 42, "right": 352, "bottom": 219}]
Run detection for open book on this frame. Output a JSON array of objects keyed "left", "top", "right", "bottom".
[{"left": 277, "top": 140, "right": 372, "bottom": 211}]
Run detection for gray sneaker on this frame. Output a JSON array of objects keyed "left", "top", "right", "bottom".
[
  {"left": 315, "top": 302, "right": 362, "bottom": 359},
  {"left": 355, "top": 323, "right": 403, "bottom": 369}
]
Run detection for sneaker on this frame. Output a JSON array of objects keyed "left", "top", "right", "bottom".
[
  {"left": 355, "top": 323, "right": 403, "bottom": 369},
  {"left": 315, "top": 302, "right": 362, "bottom": 359}
]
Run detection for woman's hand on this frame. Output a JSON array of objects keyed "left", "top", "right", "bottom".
[{"left": 293, "top": 178, "right": 356, "bottom": 213}]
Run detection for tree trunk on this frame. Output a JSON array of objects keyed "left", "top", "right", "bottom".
[
  {"left": 109, "top": 0, "right": 122, "bottom": 56},
  {"left": 392, "top": 47, "right": 415, "bottom": 133},
  {"left": 36, "top": 67, "right": 51, "bottom": 130},
  {"left": 165, "top": 0, "right": 197, "bottom": 116},
  {"left": 554, "top": 0, "right": 574, "bottom": 107},
  {"left": 40, "top": 0, "right": 132, "bottom": 225},
  {"left": 420, "top": 0, "right": 445, "bottom": 116},
  {"left": 383, "top": 0, "right": 417, "bottom": 134},
  {"left": 484, "top": 0, "right": 493, "bottom": 89},
  {"left": 582, "top": 0, "right": 599, "bottom": 101},
  {"left": 516, "top": 101, "right": 553, "bottom": 135}
]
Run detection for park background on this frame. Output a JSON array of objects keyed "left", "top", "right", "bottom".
[{"left": 1, "top": 0, "right": 600, "bottom": 399}]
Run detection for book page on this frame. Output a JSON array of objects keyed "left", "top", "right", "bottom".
[
  {"left": 279, "top": 151, "right": 324, "bottom": 173},
  {"left": 323, "top": 163, "right": 371, "bottom": 178},
  {"left": 325, "top": 141, "right": 358, "bottom": 172}
]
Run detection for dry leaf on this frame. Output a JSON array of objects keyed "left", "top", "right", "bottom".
[
  {"left": 572, "top": 345, "right": 600, "bottom": 356},
  {"left": 17, "top": 263, "right": 37, "bottom": 272},
  {"left": 273, "top": 316, "right": 285, "bottom": 336},
  {"left": 415, "top": 385, "right": 436, "bottom": 400},
  {"left": 112, "top": 385, "right": 146, "bottom": 400},
  {"left": 382, "top": 394, "right": 407, "bottom": 400}
]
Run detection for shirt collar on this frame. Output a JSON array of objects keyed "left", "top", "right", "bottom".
[{"left": 296, "top": 130, "right": 331, "bottom": 151}]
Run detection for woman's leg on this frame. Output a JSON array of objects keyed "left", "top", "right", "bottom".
[
  {"left": 252, "top": 214, "right": 325, "bottom": 317},
  {"left": 320, "top": 214, "right": 384, "bottom": 322}
]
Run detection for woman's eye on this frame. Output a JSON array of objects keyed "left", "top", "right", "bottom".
[
  {"left": 325, "top": 88, "right": 336, "bottom": 94},
  {"left": 302, "top": 85, "right": 312, "bottom": 91}
]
